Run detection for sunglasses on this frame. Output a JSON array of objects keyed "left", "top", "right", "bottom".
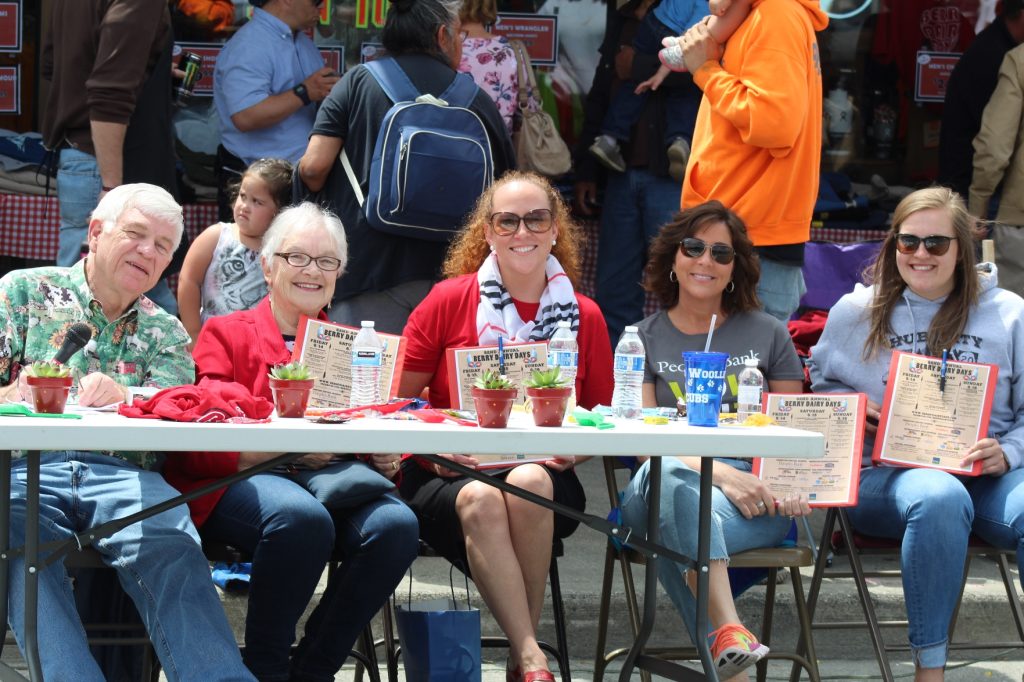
[
  {"left": 894, "top": 234, "right": 954, "bottom": 256},
  {"left": 679, "top": 238, "right": 735, "bottom": 265},
  {"left": 490, "top": 209, "right": 554, "bottom": 236}
]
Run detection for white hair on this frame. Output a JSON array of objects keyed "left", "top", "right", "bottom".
[
  {"left": 91, "top": 184, "right": 185, "bottom": 251},
  {"left": 260, "top": 202, "right": 348, "bottom": 275}
]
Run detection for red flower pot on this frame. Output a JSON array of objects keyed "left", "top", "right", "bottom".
[
  {"left": 269, "top": 378, "right": 315, "bottom": 418},
  {"left": 26, "top": 375, "right": 74, "bottom": 414},
  {"left": 471, "top": 386, "right": 518, "bottom": 428},
  {"left": 525, "top": 386, "right": 572, "bottom": 427}
]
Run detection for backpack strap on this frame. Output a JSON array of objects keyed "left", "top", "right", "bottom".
[
  {"left": 439, "top": 72, "right": 480, "bottom": 109},
  {"left": 363, "top": 57, "right": 421, "bottom": 104}
]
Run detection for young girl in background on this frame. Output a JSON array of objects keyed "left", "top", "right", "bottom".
[{"left": 177, "top": 158, "right": 293, "bottom": 344}]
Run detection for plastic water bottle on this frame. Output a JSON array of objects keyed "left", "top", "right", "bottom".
[
  {"left": 736, "top": 358, "right": 765, "bottom": 421},
  {"left": 547, "top": 320, "right": 578, "bottom": 400},
  {"left": 611, "top": 326, "right": 645, "bottom": 419},
  {"left": 349, "top": 321, "right": 383, "bottom": 407}
]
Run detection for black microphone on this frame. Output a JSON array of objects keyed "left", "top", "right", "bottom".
[{"left": 54, "top": 323, "right": 93, "bottom": 365}]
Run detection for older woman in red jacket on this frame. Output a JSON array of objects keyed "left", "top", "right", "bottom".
[{"left": 163, "top": 202, "right": 418, "bottom": 682}]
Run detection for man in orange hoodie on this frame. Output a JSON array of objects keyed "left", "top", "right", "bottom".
[{"left": 678, "top": 0, "right": 828, "bottom": 321}]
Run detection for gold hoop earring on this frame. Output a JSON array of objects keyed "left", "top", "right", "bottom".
[
  {"left": 669, "top": 270, "right": 678, "bottom": 283},
  {"left": 725, "top": 280, "right": 735, "bottom": 293}
]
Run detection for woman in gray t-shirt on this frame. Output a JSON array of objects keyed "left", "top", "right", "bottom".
[{"left": 620, "top": 201, "right": 811, "bottom": 678}]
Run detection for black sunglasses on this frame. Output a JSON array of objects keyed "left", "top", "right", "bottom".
[
  {"left": 895, "top": 234, "right": 954, "bottom": 256},
  {"left": 490, "top": 209, "right": 554, "bottom": 236},
  {"left": 679, "top": 238, "right": 735, "bottom": 265}
]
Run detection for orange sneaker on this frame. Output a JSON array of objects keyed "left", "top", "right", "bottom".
[{"left": 709, "top": 623, "right": 769, "bottom": 678}]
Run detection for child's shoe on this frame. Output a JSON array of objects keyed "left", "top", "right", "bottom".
[
  {"left": 659, "top": 39, "right": 689, "bottom": 72},
  {"left": 667, "top": 137, "right": 690, "bottom": 183},
  {"left": 709, "top": 623, "right": 769, "bottom": 678},
  {"left": 589, "top": 134, "right": 626, "bottom": 173}
]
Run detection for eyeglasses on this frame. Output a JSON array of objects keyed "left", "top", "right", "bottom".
[
  {"left": 894, "top": 234, "right": 954, "bottom": 256},
  {"left": 679, "top": 238, "right": 735, "bottom": 265},
  {"left": 275, "top": 252, "right": 342, "bottom": 271},
  {"left": 490, "top": 209, "right": 554, "bottom": 236}
]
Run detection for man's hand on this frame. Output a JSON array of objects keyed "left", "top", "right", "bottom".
[
  {"left": 679, "top": 21, "right": 724, "bottom": 74},
  {"left": 305, "top": 67, "right": 340, "bottom": 102},
  {"left": 77, "top": 372, "right": 128, "bottom": 407},
  {"left": 573, "top": 182, "right": 598, "bottom": 215}
]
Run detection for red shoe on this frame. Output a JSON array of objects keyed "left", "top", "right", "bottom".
[
  {"left": 709, "top": 623, "right": 769, "bottom": 679},
  {"left": 523, "top": 670, "right": 555, "bottom": 682},
  {"left": 506, "top": 659, "right": 522, "bottom": 682}
]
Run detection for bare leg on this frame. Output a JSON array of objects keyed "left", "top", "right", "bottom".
[
  {"left": 504, "top": 465, "right": 555, "bottom": 631},
  {"left": 686, "top": 561, "right": 751, "bottom": 682},
  {"left": 915, "top": 668, "right": 944, "bottom": 682},
  {"left": 456, "top": 479, "right": 549, "bottom": 673}
]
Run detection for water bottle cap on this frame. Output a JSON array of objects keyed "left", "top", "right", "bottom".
[
  {"left": 744, "top": 357, "right": 758, "bottom": 367},
  {"left": 361, "top": 321, "right": 375, "bottom": 328},
  {"left": 557, "top": 320, "right": 571, "bottom": 328},
  {"left": 623, "top": 326, "right": 638, "bottom": 333}
]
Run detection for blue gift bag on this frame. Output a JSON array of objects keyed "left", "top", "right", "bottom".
[{"left": 395, "top": 597, "right": 481, "bottom": 682}]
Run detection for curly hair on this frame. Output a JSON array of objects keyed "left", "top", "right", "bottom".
[
  {"left": 442, "top": 171, "right": 582, "bottom": 286},
  {"left": 642, "top": 200, "right": 760, "bottom": 314},
  {"left": 864, "top": 186, "right": 980, "bottom": 359}
]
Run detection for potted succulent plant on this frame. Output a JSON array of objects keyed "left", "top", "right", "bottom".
[
  {"left": 470, "top": 370, "right": 518, "bottom": 428},
  {"left": 523, "top": 367, "right": 572, "bottom": 427},
  {"left": 267, "top": 362, "right": 315, "bottom": 418},
  {"left": 25, "top": 360, "right": 74, "bottom": 414}
]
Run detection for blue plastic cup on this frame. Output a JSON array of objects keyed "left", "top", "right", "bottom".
[{"left": 683, "top": 351, "right": 729, "bottom": 427}]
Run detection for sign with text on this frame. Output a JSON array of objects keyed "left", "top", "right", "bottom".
[
  {"left": 915, "top": 51, "right": 960, "bottom": 102},
  {"left": 446, "top": 341, "right": 549, "bottom": 410},
  {"left": 493, "top": 13, "right": 558, "bottom": 66},
  {"left": 0, "top": 66, "right": 19, "bottom": 114},
  {"left": 0, "top": 2, "right": 20, "bottom": 53}
]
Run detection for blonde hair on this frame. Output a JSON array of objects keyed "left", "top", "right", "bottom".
[
  {"left": 442, "top": 171, "right": 581, "bottom": 285},
  {"left": 459, "top": 0, "right": 497, "bottom": 27}
]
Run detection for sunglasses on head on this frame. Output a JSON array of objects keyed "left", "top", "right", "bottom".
[
  {"left": 895, "top": 234, "right": 954, "bottom": 256},
  {"left": 679, "top": 237, "right": 735, "bottom": 265}
]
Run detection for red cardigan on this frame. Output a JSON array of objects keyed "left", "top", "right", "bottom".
[{"left": 162, "top": 297, "right": 328, "bottom": 527}]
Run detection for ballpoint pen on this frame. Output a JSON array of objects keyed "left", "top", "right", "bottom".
[
  {"left": 939, "top": 349, "right": 948, "bottom": 395},
  {"left": 498, "top": 336, "right": 506, "bottom": 376}
]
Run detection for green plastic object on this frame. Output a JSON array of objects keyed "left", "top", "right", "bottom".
[
  {"left": 0, "top": 403, "right": 82, "bottom": 419},
  {"left": 572, "top": 407, "right": 615, "bottom": 429}
]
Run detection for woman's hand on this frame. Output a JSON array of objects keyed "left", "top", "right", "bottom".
[
  {"left": 544, "top": 456, "right": 576, "bottom": 472},
  {"left": 962, "top": 438, "right": 1010, "bottom": 476},
  {"left": 430, "top": 453, "right": 479, "bottom": 477},
  {"left": 865, "top": 399, "right": 881, "bottom": 438},
  {"left": 775, "top": 493, "right": 812, "bottom": 519},
  {"left": 370, "top": 453, "right": 402, "bottom": 479},
  {"left": 295, "top": 453, "right": 334, "bottom": 469},
  {"left": 717, "top": 466, "right": 778, "bottom": 520}
]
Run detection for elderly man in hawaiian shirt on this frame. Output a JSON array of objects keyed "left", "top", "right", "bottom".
[{"left": 0, "top": 184, "right": 254, "bottom": 682}]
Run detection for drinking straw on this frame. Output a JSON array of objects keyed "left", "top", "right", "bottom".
[
  {"left": 498, "top": 336, "right": 506, "bottom": 375},
  {"left": 703, "top": 314, "right": 717, "bottom": 353}
]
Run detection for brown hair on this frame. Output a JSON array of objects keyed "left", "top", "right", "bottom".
[
  {"left": 643, "top": 200, "right": 761, "bottom": 314},
  {"left": 459, "top": 0, "right": 497, "bottom": 27},
  {"left": 230, "top": 157, "right": 294, "bottom": 209},
  {"left": 442, "top": 171, "right": 581, "bottom": 286},
  {"left": 864, "top": 186, "right": 980, "bottom": 358}
]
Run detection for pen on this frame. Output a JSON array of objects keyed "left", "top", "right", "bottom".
[
  {"left": 939, "top": 348, "right": 948, "bottom": 395},
  {"left": 498, "top": 336, "right": 506, "bottom": 376}
]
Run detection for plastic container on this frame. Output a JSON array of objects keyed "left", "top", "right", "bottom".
[
  {"left": 736, "top": 358, "right": 765, "bottom": 422},
  {"left": 349, "top": 321, "right": 384, "bottom": 408},
  {"left": 611, "top": 326, "right": 645, "bottom": 419},
  {"left": 547, "top": 320, "right": 578, "bottom": 400}
]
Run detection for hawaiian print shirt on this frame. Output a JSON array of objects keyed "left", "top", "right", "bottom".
[{"left": 0, "top": 260, "right": 194, "bottom": 468}]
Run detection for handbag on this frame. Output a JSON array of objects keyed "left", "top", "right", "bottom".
[
  {"left": 394, "top": 570, "right": 482, "bottom": 682},
  {"left": 284, "top": 458, "right": 395, "bottom": 510},
  {"left": 509, "top": 40, "right": 572, "bottom": 177}
]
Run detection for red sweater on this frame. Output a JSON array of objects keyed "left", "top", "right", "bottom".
[
  {"left": 402, "top": 274, "right": 615, "bottom": 410},
  {"left": 162, "top": 297, "right": 328, "bottom": 527}
]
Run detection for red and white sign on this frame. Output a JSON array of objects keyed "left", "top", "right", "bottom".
[
  {"left": 175, "top": 43, "right": 223, "bottom": 96},
  {"left": 319, "top": 48, "right": 344, "bottom": 76},
  {"left": 915, "top": 51, "right": 960, "bottom": 102},
  {"left": 493, "top": 13, "right": 558, "bottom": 66},
  {"left": 0, "top": 65, "right": 19, "bottom": 114},
  {"left": 0, "top": 2, "right": 20, "bottom": 53}
]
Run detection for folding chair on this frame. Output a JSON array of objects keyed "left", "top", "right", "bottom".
[
  {"left": 799, "top": 506, "right": 1024, "bottom": 682},
  {"left": 594, "top": 458, "right": 820, "bottom": 682},
  {"left": 380, "top": 538, "right": 572, "bottom": 682}
]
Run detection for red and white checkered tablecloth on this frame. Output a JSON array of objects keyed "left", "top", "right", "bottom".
[{"left": 0, "top": 193, "right": 219, "bottom": 261}]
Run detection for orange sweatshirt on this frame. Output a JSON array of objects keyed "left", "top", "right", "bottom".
[{"left": 682, "top": 0, "right": 828, "bottom": 247}]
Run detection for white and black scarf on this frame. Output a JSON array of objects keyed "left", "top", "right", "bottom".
[{"left": 476, "top": 253, "right": 580, "bottom": 344}]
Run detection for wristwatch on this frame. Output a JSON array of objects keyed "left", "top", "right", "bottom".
[{"left": 292, "top": 83, "right": 311, "bottom": 106}]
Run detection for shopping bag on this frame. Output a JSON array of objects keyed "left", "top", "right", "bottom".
[{"left": 395, "top": 597, "right": 481, "bottom": 682}]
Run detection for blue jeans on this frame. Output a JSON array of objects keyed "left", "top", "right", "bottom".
[
  {"left": 620, "top": 458, "right": 792, "bottom": 640},
  {"left": 601, "top": 13, "right": 701, "bottom": 145},
  {"left": 7, "top": 451, "right": 253, "bottom": 682},
  {"left": 202, "top": 474, "right": 419, "bottom": 682},
  {"left": 596, "top": 168, "right": 681, "bottom": 347},
  {"left": 757, "top": 257, "right": 806, "bottom": 322},
  {"left": 56, "top": 147, "right": 102, "bottom": 267},
  {"left": 847, "top": 465, "right": 1024, "bottom": 669}
]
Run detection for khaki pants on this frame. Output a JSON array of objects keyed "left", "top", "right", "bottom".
[{"left": 993, "top": 223, "right": 1024, "bottom": 298}]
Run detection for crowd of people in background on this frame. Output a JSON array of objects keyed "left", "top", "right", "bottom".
[{"left": 7, "top": 0, "right": 1024, "bottom": 681}]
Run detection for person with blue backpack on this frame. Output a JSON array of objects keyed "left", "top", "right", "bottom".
[{"left": 297, "top": 0, "right": 514, "bottom": 334}]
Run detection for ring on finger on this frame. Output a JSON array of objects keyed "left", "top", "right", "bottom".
[
  {"left": 755, "top": 501, "right": 767, "bottom": 511},
  {"left": 391, "top": 460, "right": 399, "bottom": 471}
]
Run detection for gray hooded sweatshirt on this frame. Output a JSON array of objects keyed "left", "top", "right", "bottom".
[{"left": 808, "top": 263, "right": 1024, "bottom": 469}]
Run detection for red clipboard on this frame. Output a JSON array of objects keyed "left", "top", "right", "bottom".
[{"left": 872, "top": 351, "right": 996, "bottom": 476}]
